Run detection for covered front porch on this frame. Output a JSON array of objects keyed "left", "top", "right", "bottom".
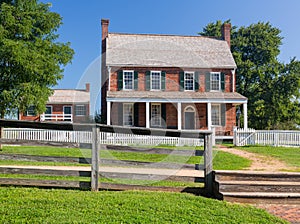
[{"left": 106, "top": 91, "right": 248, "bottom": 135}]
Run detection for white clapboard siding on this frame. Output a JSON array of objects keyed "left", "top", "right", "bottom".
[{"left": 234, "top": 128, "right": 300, "bottom": 147}]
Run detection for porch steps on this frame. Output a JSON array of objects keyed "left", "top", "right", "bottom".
[{"left": 214, "top": 170, "right": 300, "bottom": 204}]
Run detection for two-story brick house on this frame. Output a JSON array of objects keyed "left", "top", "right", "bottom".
[{"left": 101, "top": 19, "right": 247, "bottom": 137}]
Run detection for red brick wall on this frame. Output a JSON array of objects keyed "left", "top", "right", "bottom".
[
  {"left": 109, "top": 68, "right": 234, "bottom": 93},
  {"left": 19, "top": 114, "right": 40, "bottom": 121},
  {"left": 105, "top": 67, "right": 237, "bottom": 134},
  {"left": 166, "top": 103, "right": 177, "bottom": 128}
]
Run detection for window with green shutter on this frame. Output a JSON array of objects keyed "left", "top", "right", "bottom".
[
  {"left": 221, "top": 72, "right": 225, "bottom": 92},
  {"left": 195, "top": 71, "right": 200, "bottom": 91},
  {"left": 134, "top": 103, "right": 139, "bottom": 126},
  {"left": 221, "top": 104, "right": 226, "bottom": 126},
  {"left": 145, "top": 71, "right": 150, "bottom": 90},
  {"left": 117, "top": 70, "right": 123, "bottom": 90},
  {"left": 211, "top": 104, "right": 226, "bottom": 126},
  {"left": 134, "top": 71, "right": 139, "bottom": 90},
  {"left": 206, "top": 72, "right": 224, "bottom": 92},
  {"left": 179, "top": 71, "right": 184, "bottom": 91},
  {"left": 161, "top": 71, "right": 166, "bottom": 90},
  {"left": 161, "top": 103, "right": 166, "bottom": 128},
  {"left": 205, "top": 72, "right": 211, "bottom": 92}
]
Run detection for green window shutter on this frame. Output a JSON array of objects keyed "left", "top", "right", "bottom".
[
  {"left": 194, "top": 71, "right": 199, "bottom": 91},
  {"left": 221, "top": 72, "right": 225, "bottom": 92},
  {"left": 145, "top": 71, "right": 150, "bottom": 90},
  {"left": 205, "top": 72, "right": 211, "bottom": 92},
  {"left": 118, "top": 103, "right": 123, "bottom": 125},
  {"left": 161, "top": 103, "right": 166, "bottom": 128},
  {"left": 179, "top": 71, "right": 184, "bottom": 91},
  {"left": 117, "top": 70, "right": 123, "bottom": 90},
  {"left": 221, "top": 104, "right": 226, "bottom": 126},
  {"left": 134, "top": 103, "right": 139, "bottom": 127},
  {"left": 134, "top": 71, "right": 138, "bottom": 90},
  {"left": 161, "top": 71, "right": 166, "bottom": 90}
]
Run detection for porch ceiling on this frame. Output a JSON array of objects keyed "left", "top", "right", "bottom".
[{"left": 107, "top": 91, "right": 247, "bottom": 104}]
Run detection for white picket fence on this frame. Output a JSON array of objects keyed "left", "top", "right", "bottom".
[
  {"left": 3, "top": 128, "right": 203, "bottom": 147},
  {"left": 234, "top": 128, "right": 300, "bottom": 147}
]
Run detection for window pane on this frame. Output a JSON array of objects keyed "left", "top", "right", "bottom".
[
  {"left": 151, "top": 71, "right": 161, "bottom": 90},
  {"left": 123, "top": 104, "right": 133, "bottom": 126},
  {"left": 211, "top": 73, "right": 220, "bottom": 91},
  {"left": 45, "top": 106, "right": 52, "bottom": 114},
  {"left": 26, "top": 106, "right": 36, "bottom": 116},
  {"left": 184, "top": 72, "right": 194, "bottom": 90},
  {"left": 75, "top": 105, "right": 86, "bottom": 116},
  {"left": 151, "top": 104, "right": 161, "bottom": 127},
  {"left": 212, "top": 105, "right": 220, "bottom": 125},
  {"left": 123, "top": 71, "right": 133, "bottom": 90}
]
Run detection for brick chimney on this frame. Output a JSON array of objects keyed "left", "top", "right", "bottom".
[
  {"left": 101, "top": 19, "right": 109, "bottom": 41},
  {"left": 221, "top": 23, "right": 231, "bottom": 48},
  {"left": 85, "top": 83, "right": 90, "bottom": 92}
]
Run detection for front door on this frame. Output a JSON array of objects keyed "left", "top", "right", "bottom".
[
  {"left": 185, "top": 111, "right": 195, "bottom": 129},
  {"left": 63, "top": 106, "right": 72, "bottom": 121}
]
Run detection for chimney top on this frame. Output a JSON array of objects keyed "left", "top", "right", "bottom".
[
  {"left": 221, "top": 23, "right": 231, "bottom": 48},
  {"left": 101, "top": 19, "right": 110, "bottom": 41},
  {"left": 85, "top": 83, "right": 90, "bottom": 92}
]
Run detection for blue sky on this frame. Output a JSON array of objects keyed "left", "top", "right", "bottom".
[{"left": 40, "top": 0, "right": 300, "bottom": 112}]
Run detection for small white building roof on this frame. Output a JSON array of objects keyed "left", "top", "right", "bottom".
[{"left": 48, "top": 89, "right": 90, "bottom": 104}]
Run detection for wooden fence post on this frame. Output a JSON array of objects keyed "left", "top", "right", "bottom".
[
  {"left": 204, "top": 133, "right": 213, "bottom": 196},
  {"left": 91, "top": 126, "right": 100, "bottom": 191}
]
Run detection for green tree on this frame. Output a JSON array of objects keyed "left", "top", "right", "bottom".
[
  {"left": 200, "top": 21, "right": 300, "bottom": 130},
  {"left": 0, "top": 0, "right": 74, "bottom": 118}
]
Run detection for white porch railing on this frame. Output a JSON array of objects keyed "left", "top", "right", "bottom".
[
  {"left": 234, "top": 128, "right": 300, "bottom": 147},
  {"left": 40, "top": 114, "right": 73, "bottom": 122},
  {"left": 3, "top": 128, "right": 203, "bottom": 146}
]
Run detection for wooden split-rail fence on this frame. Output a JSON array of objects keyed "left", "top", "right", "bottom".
[{"left": 0, "top": 119, "right": 214, "bottom": 196}]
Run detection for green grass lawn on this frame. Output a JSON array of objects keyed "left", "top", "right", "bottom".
[
  {"left": 0, "top": 145, "right": 251, "bottom": 170},
  {"left": 0, "top": 187, "right": 286, "bottom": 224},
  {"left": 237, "top": 145, "right": 300, "bottom": 171}
]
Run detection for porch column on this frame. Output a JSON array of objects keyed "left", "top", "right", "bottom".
[
  {"left": 107, "top": 101, "right": 111, "bottom": 125},
  {"left": 243, "top": 103, "right": 248, "bottom": 129},
  {"left": 207, "top": 103, "right": 212, "bottom": 130},
  {"left": 146, "top": 102, "right": 150, "bottom": 128},
  {"left": 177, "top": 102, "right": 182, "bottom": 130}
]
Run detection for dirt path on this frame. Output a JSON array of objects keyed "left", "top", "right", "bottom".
[{"left": 216, "top": 145, "right": 293, "bottom": 171}]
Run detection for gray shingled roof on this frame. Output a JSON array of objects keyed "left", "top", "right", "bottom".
[
  {"left": 106, "top": 33, "right": 237, "bottom": 69},
  {"left": 107, "top": 91, "right": 246, "bottom": 102},
  {"left": 48, "top": 90, "right": 90, "bottom": 104}
]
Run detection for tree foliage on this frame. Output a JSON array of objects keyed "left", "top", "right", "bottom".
[
  {"left": 200, "top": 20, "right": 300, "bottom": 130},
  {"left": 0, "top": 0, "right": 74, "bottom": 117}
]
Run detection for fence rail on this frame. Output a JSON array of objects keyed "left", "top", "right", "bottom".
[
  {"left": 234, "top": 128, "right": 300, "bottom": 147},
  {"left": 40, "top": 114, "right": 73, "bottom": 122},
  {"left": 0, "top": 119, "right": 213, "bottom": 194},
  {"left": 3, "top": 128, "right": 203, "bottom": 146}
]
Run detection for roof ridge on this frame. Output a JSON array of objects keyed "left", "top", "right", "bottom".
[{"left": 109, "top": 32, "right": 221, "bottom": 40}]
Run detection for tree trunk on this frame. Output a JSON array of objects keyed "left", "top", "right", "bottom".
[
  {"left": 0, "top": 112, "right": 3, "bottom": 150},
  {"left": 0, "top": 126, "right": 3, "bottom": 150}
]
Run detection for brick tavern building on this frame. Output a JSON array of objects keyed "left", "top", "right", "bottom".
[{"left": 101, "top": 19, "right": 248, "bottom": 137}]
